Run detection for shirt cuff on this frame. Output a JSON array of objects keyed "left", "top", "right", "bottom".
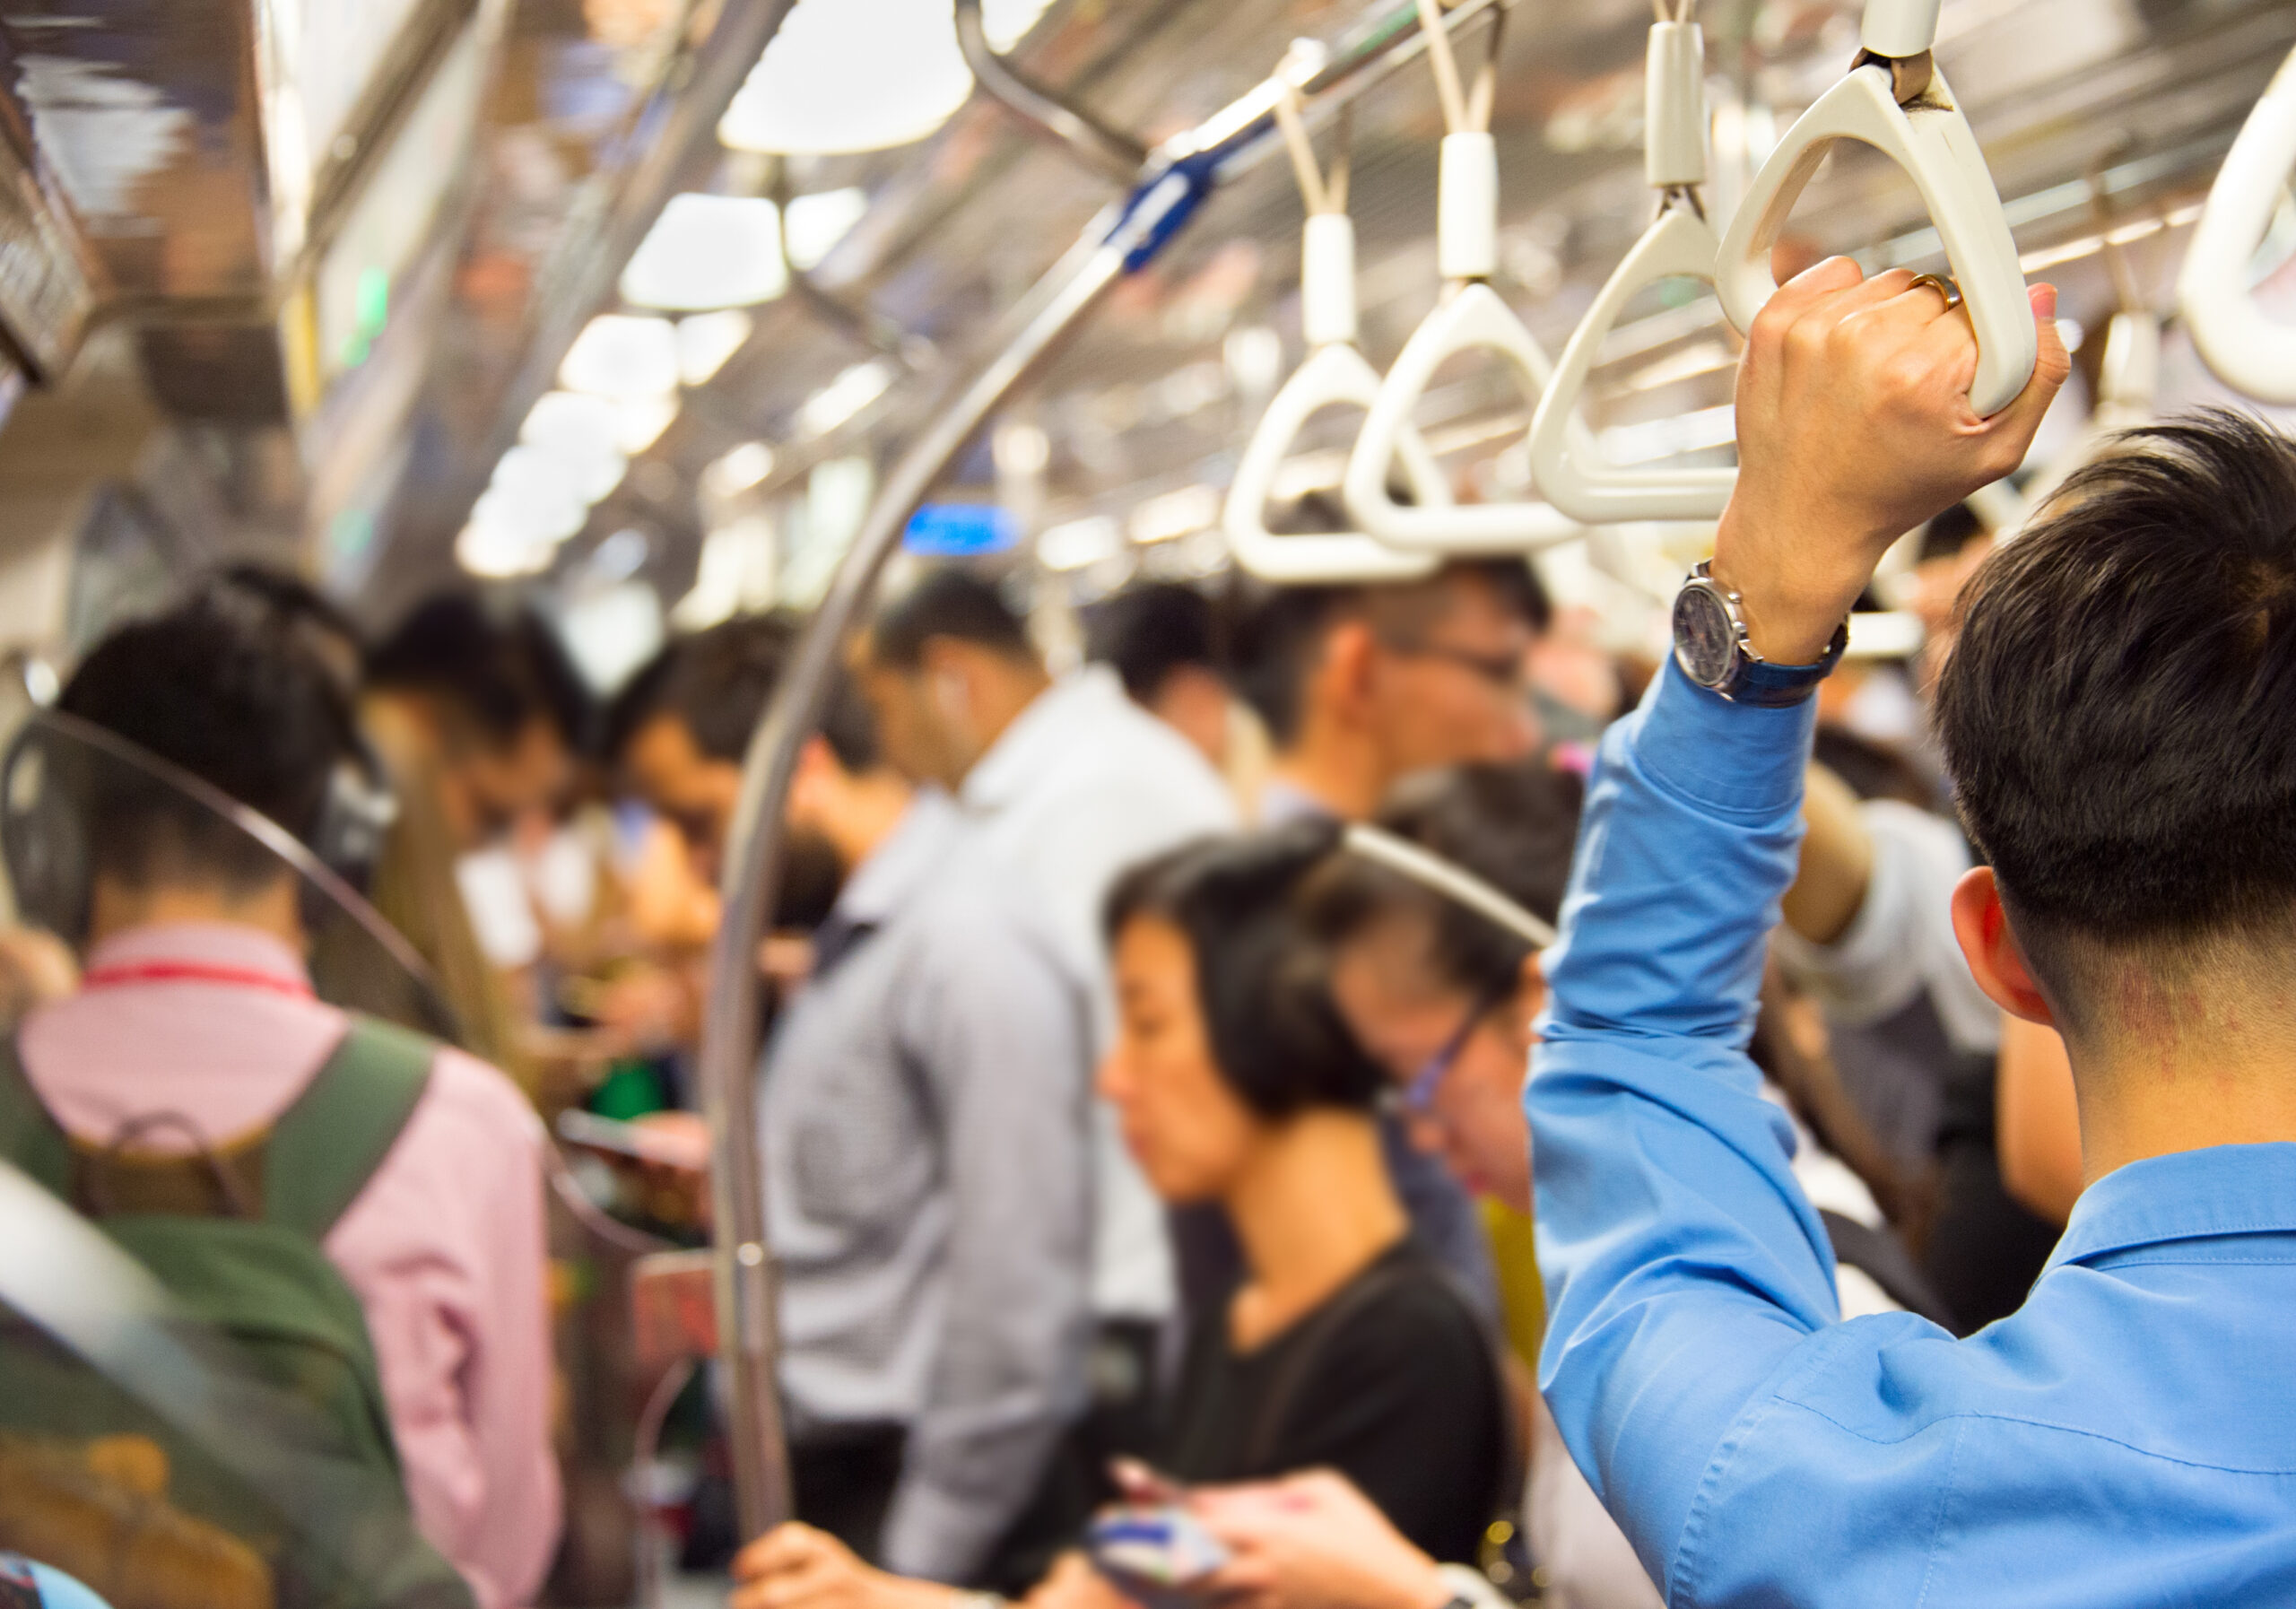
[{"left": 1634, "top": 656, "right": 1821, "bottom": 822}]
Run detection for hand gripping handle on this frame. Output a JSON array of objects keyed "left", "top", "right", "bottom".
[
  {"left": 1715, "top": 62, "right": 2037, "bottom": 417},
  {"left": 1223, "top": 343, "right": 1447, "bottom": 583},
  {"left": 1528, "top": 206, "right": 1735, "bottom": 523},
  {"left": 1342, "top": 283, "right": 1583, "bottom": 552},
  {"left": 2177, "top": 46, "right": 2296, "bottom": 405}
]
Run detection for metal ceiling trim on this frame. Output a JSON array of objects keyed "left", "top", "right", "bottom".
[
  {"left": 0, "top": 125, "right": 95, "bottom": 382},
  {"left": 443, "top": 0, "right": 804, "bottom": 562}
]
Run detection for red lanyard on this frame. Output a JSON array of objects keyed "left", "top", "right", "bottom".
[{"left": 81, "top": 961, "right": 315, "bottom": 999}]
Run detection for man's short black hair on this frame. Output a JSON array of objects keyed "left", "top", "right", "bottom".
[
  {"left": 609, "top": 613, "right": 882, "bottom": 775},
  {"left": 1104, "top": 823, "right": 1386, "bottom": 1119},
  {"left": 867, "top": 568, "right": 1036, "bottom": 670},
  {"left": 1937, "top": 411, "right": 2296, "bottom": 1031},
  {"left": 366, "top": 592, "right": 591, "bottom": 751},
  {"left": 1229, "top": 561, "right": 1552, "bottom": 746},
  {"left": 1087, "top": 582, "right": 1226, "bottom": 705},
  {"left": 1301, "top": 760, "right": 1584, "bottom": 1001},
  {"left": 60, "top": 591, "right": 361, "bottom": 893}
]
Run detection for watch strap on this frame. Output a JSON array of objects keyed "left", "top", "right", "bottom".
[{"left": 1680, "top": 560, "right": 1848, "bottom": 706}]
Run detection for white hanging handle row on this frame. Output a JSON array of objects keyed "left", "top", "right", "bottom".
[
  {"left": 1344, "top": 0, "right": 1584, "bottom": 555},
  {"left": 1224, "top": 73, "right": 1445, "bottom": 582},
  {"left": 1528, "top": 13, "right": 1735, "bottom": 524},
  {"left": 1714, "top": 0, "right": 2036, "bottom": 417},
  {"left": 2178, "top": 45, "right": 2296, "bottom": 406}
]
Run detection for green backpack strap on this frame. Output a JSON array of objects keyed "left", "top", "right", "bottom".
[
  {"left": 0, "top": 1030, "right": 69, "bottom": 1197},
  {"left": 265, "top": 1015, "right": 436, "bottom": 1239}
]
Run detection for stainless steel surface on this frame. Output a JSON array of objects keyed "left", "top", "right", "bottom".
[{"left": 693, "top": 0, "right": 1514, "bottom": 1541}]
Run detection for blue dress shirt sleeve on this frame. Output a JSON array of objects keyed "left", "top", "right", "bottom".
[{"left": 1529, "top": 658, "right": 1845, "bottom": 1595}]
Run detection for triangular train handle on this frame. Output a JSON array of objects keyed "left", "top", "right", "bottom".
[
  {"left": 1715, "top": 62, "right": 2036, "bottom": 418},
  {"left": 1528, "top": 204, "right": 1735, "bottom": 524},
  {"left": 1342, "top": 283, "right": 1584, "bottom": 552},
  {"left": 2178, "top": 46, "right": 2296, "bottom": 405},
  {"left": 1224, "top": 344, "right": 1448, "bottom": 583}
]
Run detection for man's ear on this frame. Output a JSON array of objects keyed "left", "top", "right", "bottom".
[
  {"left": 785, "top": 735, "right": 838, "bottom": 820},
  {"left": 1507, "top": 951, "right": 1549, "bottom": 1053},
  {"left": 1950, "top": 865, "right": 2057, "bottom": 1027},
  {"left": 1322, "top": 621, "right": 1378, "bottom": 720}
]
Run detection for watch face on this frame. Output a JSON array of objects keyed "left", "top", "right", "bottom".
[{"left": 1673, "top": 582, "right": 1736, "bottom": 687}]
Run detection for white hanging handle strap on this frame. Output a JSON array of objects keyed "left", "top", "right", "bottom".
[
  {"left": 1713, "top": 57, "right": 2035, "bottom": 417},
  {"left": 1417, "top": 0, "right": 1500, "bottom": 139},
  {"left": 2177, "top": 46, "right": 2296, "bottom": 406},
  {"left": 1527, "top": 17, "right": 1730, "bottom": 522},
  {"left": 1223, "top": 340, "right": 1448, "bottom": 583},
  {"left": 1272, "top": 75, "right": 1349, "bottom": 220}
]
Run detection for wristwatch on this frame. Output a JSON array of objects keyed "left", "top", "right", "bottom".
[{"left": 1672, "top": 560, "right": 1848, "bottom": 706}]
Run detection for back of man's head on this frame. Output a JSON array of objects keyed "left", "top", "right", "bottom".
[
  {"left": 1938, "top": 411, "right": 2296, "bottom": 1040},
  {"left": 866, "top": 568, "right": 1038, "bottom": 671},
  {"left": 1230, "top": 560, "right": 1551, "bottom": 748},
  {"left": 61, "top": 592, "right": 357, "bottom": 895},
  {"left": 367, "top": 592, "right": 590, "bottom": 754},
  {"left": 1087, "top": 583, "right": 1226, "bottom": 705},
  {"left": 612, "top": 613, "right": 797, "bottom": 767}
]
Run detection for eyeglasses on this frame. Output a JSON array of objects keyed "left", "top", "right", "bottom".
[
  {"left": 1382, "top": 975, "right": 1516, "bottom": 1118},
  {"left": 1379, "top": 636, "right": 1526, "bottom": 693}
]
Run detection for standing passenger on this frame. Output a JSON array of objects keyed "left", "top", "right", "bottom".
[
  {"left": 613, "top": 618, "right": 1095, "bottom": 1589},
  {"left": 852, "top": 570, "right": 1238, "bottom": 1429},
  {"left": 4, "top": 595, "right": 559, "bottom": 1607}
]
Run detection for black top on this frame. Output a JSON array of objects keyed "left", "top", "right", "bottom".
[{"left": 1158, "top": 1239, "right": 1505, "bottom": 1564}]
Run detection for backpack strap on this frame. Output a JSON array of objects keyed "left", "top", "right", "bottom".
[
  {"left": 0, "top": 1031, "right": 69, "bottom": 1198},
  {"left": 265, "top": 1016, "right": 436, "bottom": 1239}
]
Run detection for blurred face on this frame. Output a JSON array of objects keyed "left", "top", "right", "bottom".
[
  {"left": 623, "top": 715, "right": 743, "bottom": 882},
  {"left": 1367, "top": 578, "right": 1538, "bottom": 774},
  {"left": 1098, "top": 915, "right": 1264, "bottom": 1205},
  {"left": 439, "top": 717, "right": 571, "bottom": 850},
  {"left": 1327, "top": 915, "right": 1539, "bottom": 1213},
  {"left": 853, "top": 651, "right": 970, "bottom": 791}
]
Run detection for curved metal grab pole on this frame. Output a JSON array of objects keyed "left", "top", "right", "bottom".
[
  {"left": 696, "top": 0, "right": 1510, "bottom": 1543},
  {"left": 954, "top": 0, "right": 1148, "bottom": 183}
]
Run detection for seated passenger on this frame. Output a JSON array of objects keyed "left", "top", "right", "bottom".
[
  {"left": 1528, "top": 265, "right": 2296, "bottom": 1601},
  {"left": 729, "top": 830, "right": 1508, "bottom": 1609},
  {"left": 4, "top": 595, "right": 559, "bottom": 1606}
]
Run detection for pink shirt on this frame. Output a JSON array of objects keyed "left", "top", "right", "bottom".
[{"left": 19, "top": 923, "right": 561, "bottom": 1608}]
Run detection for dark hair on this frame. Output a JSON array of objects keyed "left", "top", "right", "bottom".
[
  {"left": 366, "top": 592, "right": 590, "bottom": 751},
  {"left": 1936, "top": 411, "right": 2296, "bottom": 1022},
  {"left": 868, "top": 568, "right": 1036, "bottom": 670},
  {"left": 201, "top": 563, "right": 365, "bottom": 697},
  {"left": 1103, "top": 824, "right": 1386, "bottom": 1118},
  {"left": 1813, "top": 725, "right": 1937, "bottom": 811},
  {"left": 60, "top": 592, "right": 361, "bottom": 892},
  {"left": 1087, "top": 583, "right": 1226, "bottom": 705},
  {"left": 1301, "top": 761, "right": 1583, "bottom": 1000},
  {"left": 609, "top": 613, "right": 882, "bottom": 774},
  {"left": 1229, "top": 561, "right": 1552, "bottom": 745}
]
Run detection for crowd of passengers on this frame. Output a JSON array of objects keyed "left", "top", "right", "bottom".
[{"left": 4, "top": 260, "right": 2295, "bottom": 1609}]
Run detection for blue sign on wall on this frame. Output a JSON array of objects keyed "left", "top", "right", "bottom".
[{"left": 903, "top": 502, "right": 1021, "bottom": 556}]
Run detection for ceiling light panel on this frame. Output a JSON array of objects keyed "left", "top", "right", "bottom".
[
  {"left": 561, "top": 314, "right": 680, "bottom": 400},
  {"left": 678, "top": 310, "right": 753, "bottom": 386},
  {"left": 785, "top": 187, "right": 869, "bottom": 270},
  {"left": 796, "top": 360, "right": 895, "bottom": 438},
  {"left": 718, "top": 0, "right": 974, "bottom": 155},
  {"left": 621, "top": 194, "right": 789, "bottom": 310}
]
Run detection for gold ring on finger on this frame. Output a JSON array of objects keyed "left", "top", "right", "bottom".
[{"left": 1907, "top": 271, "right": 1962, "bottom": 310}]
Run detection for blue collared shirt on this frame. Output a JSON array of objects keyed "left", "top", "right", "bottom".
[{"left": 1529, "top": 658, "right": 2296, "bottom": 1606}]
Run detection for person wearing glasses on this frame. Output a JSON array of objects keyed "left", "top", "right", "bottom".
[
  {"left": 1176, "top": 561, "right": 1552, "bottom": 1329},
  {"left": 1177, "top": 760, "right": 1927, "bottom": 1609}
]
